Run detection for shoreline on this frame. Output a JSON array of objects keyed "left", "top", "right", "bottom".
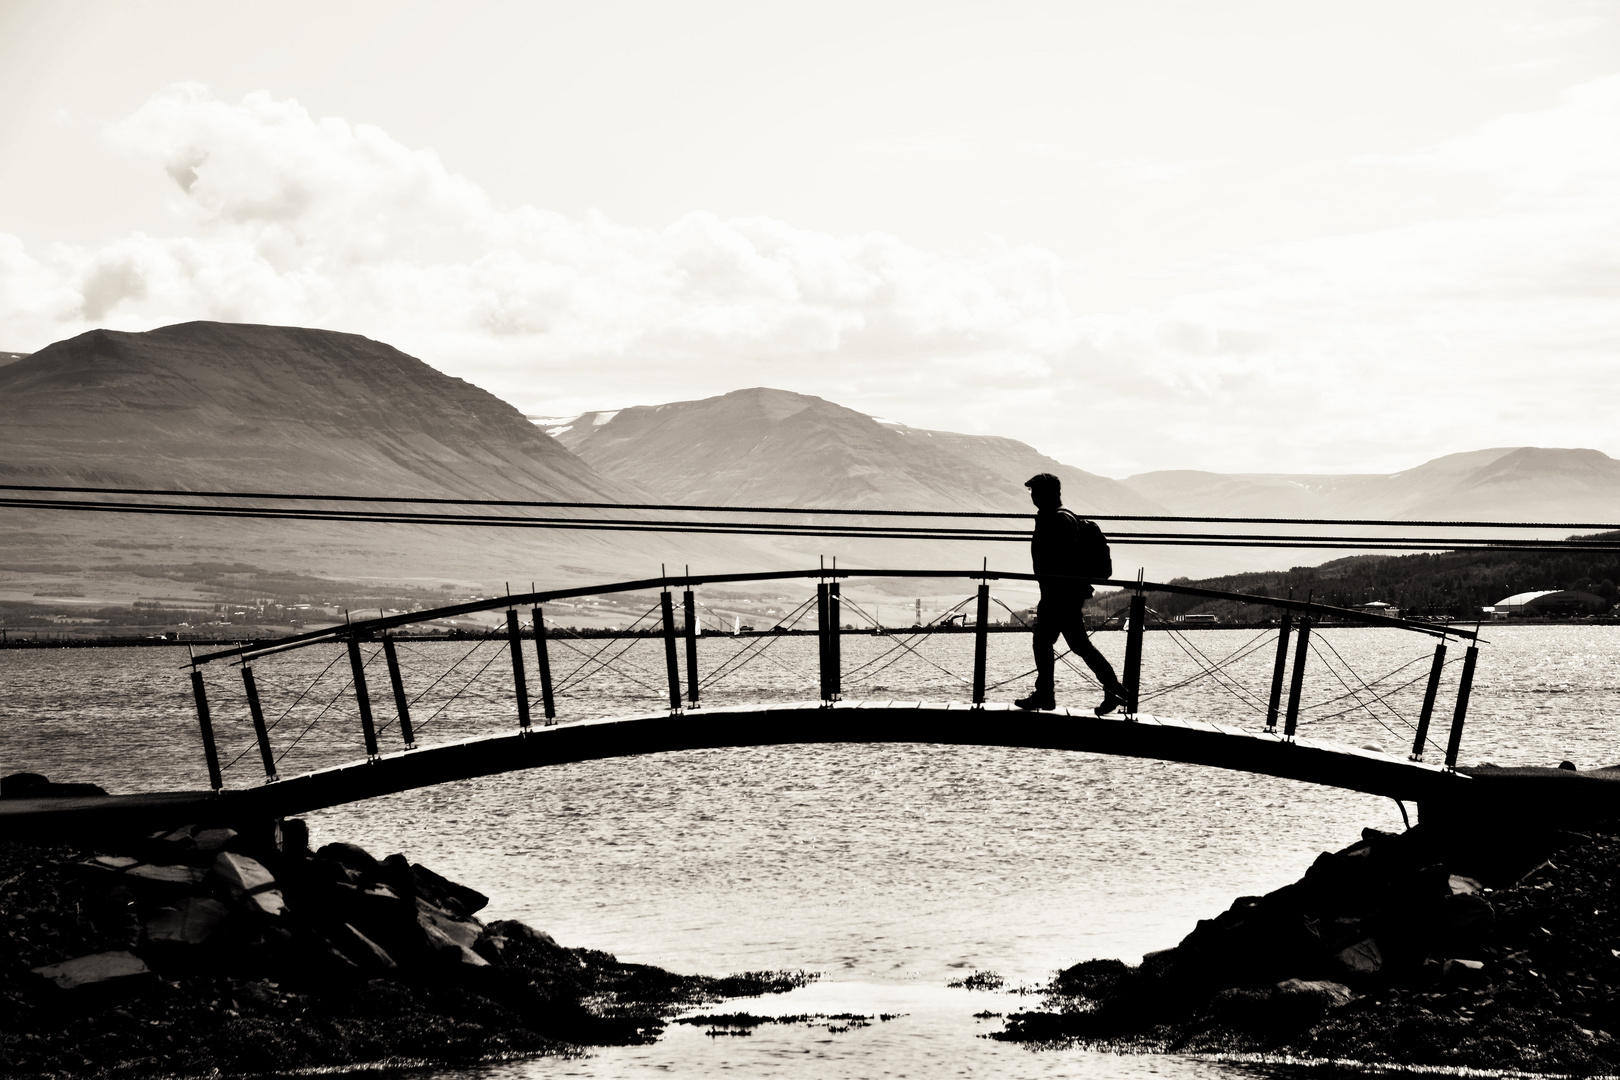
[
  {"left": 0, "top": 809, "right": 808, "bottom": 1078},
  {"left": 993, "top": 819, "right": 1620, "bottom": 1075}
]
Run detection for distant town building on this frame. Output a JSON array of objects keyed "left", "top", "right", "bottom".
[{"left": 1484, "top": 590, "right": 1609, "bottom": 618}]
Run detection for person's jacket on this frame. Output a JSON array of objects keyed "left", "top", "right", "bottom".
[{"left": 1030, "top": 507, "right": 1094, "bottom": 597}]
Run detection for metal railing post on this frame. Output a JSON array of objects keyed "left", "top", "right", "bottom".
[
  {"left": 347, "top": 639, "right": 380, "bottom": 759},
  {"left": 531, "top": 606, "right": 556, "bottom": 722},
  {"left": 817, "top": 582, "right": 831, "bottom": 702},
  {"left": 828, "top": 581, "right": 841, "bottom": 701},
  {"left": 972, "top": 582, "right": 990, "bottom": 706},
  {"left": 660, "top": 589, "right": 682, "bottom": 711},
  {"left": 1264, "top": 611, "right": 1293, "bottom": 732},
  {"left": 1283, "top": 614, "right": 1312, "bottom": 739},
  {"left": 381, "top": 637, "right": 415, "bottom": 747},
  {"left": 1122, "top": 588, "right": 1146, "bottom": 715},
  {"left": 683, "top": 587, "right": 700, "bottom": 708},
  {"left": 1444, "top": 644, "right": 1478, "bottom": 769},
  {"left": 189, "top": 667, "right": 223, "bottom": 791},
  {"left": 240, "top": 664, "right": 277, "bottom": 781},
  {"left": 1410, "top": 640, "right": 1447, "bottom": 761},
  {"left": 505, "top": 608, "right": 531, "bottom": 730}
]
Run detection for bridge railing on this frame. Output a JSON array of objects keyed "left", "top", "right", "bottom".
[{"left": 182, "top": 568, "right": 1481, "bottom": 791}]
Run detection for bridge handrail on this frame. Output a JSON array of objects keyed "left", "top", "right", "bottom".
[{"left": 189, "top": 568, "right": 1473, "bottom": 667}]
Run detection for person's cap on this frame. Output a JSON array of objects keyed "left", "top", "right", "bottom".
[{"left": 1024, "top": 472, "right": 1061, "bottom": 493}]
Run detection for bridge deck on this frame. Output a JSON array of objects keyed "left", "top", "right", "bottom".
[{"left": 0, "top": 701, "right": 1475, "bottom": 837}]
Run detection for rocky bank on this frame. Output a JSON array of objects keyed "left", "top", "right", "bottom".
[
  {"left": 0, "top": 810, "right": 805, "bottom": 1077},
  {"left": 996, "top": 820, "right": 1620, "bottom": 1074}
]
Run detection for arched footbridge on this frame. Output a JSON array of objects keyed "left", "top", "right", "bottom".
[{"left": 6, "top": 567, "right": 1612, "bottom": 836}]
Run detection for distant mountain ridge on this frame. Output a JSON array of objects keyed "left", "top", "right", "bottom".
[
  {"left": 0, "top": 322, "right": 618, "bottom": 500},
  {"left": 0, "top": 322, "right": 747, "bottom": 597},
  {"left": 1124, "top": 447, "right": 1620, "bottom": 523},
  {"left": 543, "top": 387, "right": 1164, "bottom": 515}
]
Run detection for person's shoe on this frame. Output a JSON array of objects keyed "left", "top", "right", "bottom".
[
  {"left": 1094, "top": 690, "right": 1124, "bottom": 716},
  {"left": 1015, "top": 691, "right": 1056, "bottom": 711}
]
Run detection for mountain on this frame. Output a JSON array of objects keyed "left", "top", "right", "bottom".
[
  {"left": 0, "top": 322, "right": 757, "bottom": 604},
  {"left": 545, "top": 387, "right": 1164, "bottom": 515},
  {"left": 1125, "top": 448, "right": 1620, "bottom": 524},
  {"left": 0, "top": 322, "right": 615, "bottom": 499}
]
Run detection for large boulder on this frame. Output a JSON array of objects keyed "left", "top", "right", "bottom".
[
  {"left": 32, "top": 951, "right": 150, "bottom": 990},
  {"left": 411, "top": 863, "right": 489, "bottom": 918},
  {"left": 316, "top": 842, "right": 382, "bottom": 879},
  {"left": 211, "top": 853, "right": 287, "bottom": 917},
  {"left": 144, "top": 897, "right": 231, "bottom": 946},
  {"left": 1, "top": 771, "right": 107, "bottom": 798}
]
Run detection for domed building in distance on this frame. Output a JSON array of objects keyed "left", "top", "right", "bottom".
[{"left": 1484, "top": 590, "right": 1610, "bottom": 618}]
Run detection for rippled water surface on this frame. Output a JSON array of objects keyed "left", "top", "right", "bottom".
[{"left": 3, "top": 625, "right": 1616, "bottom": 1078}]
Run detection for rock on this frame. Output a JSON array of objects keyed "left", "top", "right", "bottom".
[
  {"left": 192, "top": 828, "right": 238, "bottom": 853},
  {"left": 316, "top": 842, "right": 381, "bottom": 879},
  {"left": 378, "top": 853, "right": 416, "bottom": 898},
  {"left": 1275, "top": 978, "right": 1355, "bottom": 1008},
  {"left": 83, "top": 854, "right": 141, "bottom": 872},
  {"left": 144, "top": 897, "right": 230, "bottom": 946},
  {"left": 486, "top": 919, "right": 560, "bottom": 950},
  {"left": 327, "top": 922, "right": 399, "bottom": 972},
  {"left": 418, "top": 898, "right": 482, "bottom": 950},
  {"left": 211, "top": 852, "right": 287, "bottom": 917},
  {"left": 411, "top": 862, "right": 489, "bottom": 917},
  {"left": 1053, "top": 958, "right": 1130, "bottom": 1000},
  {"left": 81, "top": 857, "right": 210, "bottom": 894},
  {"left": 32, "top": 951, "right": 150, "bottom": 990},
  {"left": 1, "top": 772, "right": 107, "bottom": 798},
  {"left": 1447, "top": 874, "right": 1483, "bottom": 895},
  {"left": 1334, "top": 938, "right": 1384, "bottom": 976},
  {"left": 477, "top": 920, "right": 570, "bottom": 966}
]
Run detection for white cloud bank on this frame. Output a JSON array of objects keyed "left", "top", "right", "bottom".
[{"left": 1, "top": 80, "right": 1617, "bottom": 475}]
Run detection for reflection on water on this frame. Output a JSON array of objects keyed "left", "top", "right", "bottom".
[{"left": 3, "top": 626, "right": 1615, "bottom": 1078}]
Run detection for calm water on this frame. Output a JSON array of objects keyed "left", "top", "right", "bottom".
[{"left": 3, "top": 624, "right": 1616, "bottom": 1078}]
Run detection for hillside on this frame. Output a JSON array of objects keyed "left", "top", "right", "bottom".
[
  {"left": 0, "top": 323, "right": 761, "bottom": 610},
  {"left": 1125, "top": 448, "right": 1620, "bottom": 523},
  {"left": 1091, "top": 533, "right": 1620, "bottom": 621},
  {"left": 0, "top": 323, "right": 615, "bottom": 499},
  {"left": 545, "top": 388, "right": 1163, "bottom": 515}
]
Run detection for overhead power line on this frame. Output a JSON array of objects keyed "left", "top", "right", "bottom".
[
  {"left": 7, "top": 494, "right": 1620, "bottom": 552},
  {"left": 3, "top": 482, "right": 1618, "bottom": 532}
]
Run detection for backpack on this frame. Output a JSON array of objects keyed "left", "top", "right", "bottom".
[{"left": 1061, "top": 509, "right": 1113, "bottom": 580}]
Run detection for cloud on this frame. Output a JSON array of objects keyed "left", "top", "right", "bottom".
[
  {"left": 0, "top": 80, "right": 1617, "bottom": 476},
  {"left": 0, "top": 83, "right": 1072, "bottom": 413}
]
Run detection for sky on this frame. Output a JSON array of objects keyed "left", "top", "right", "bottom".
[{"left": 1, "top": 0, "right": 1617, "bottom": 478}]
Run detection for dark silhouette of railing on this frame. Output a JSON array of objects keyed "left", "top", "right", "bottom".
[{"left": 180, "top": 568, "right": 1482, "bottom": 795}]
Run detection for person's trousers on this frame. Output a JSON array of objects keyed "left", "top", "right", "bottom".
[{"left": 1032, "top": 591, "right": 1122, "bottom": 694}]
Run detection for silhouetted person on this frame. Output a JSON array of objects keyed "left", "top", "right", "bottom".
[{"left": 1015, "top": 473, "right": 1126, "bottom": 716}]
